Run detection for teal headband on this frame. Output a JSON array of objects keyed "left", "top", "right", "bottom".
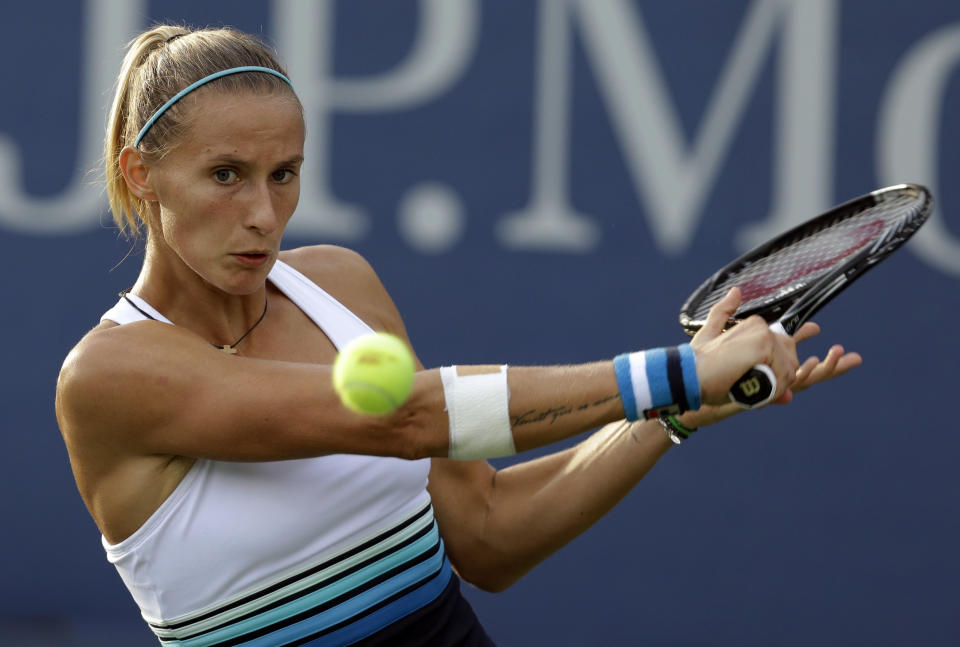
[{"left": 134, "top": 66, "right": 294, "bottom": 148}]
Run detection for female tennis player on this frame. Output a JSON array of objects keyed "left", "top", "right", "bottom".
[{"left": 55, "top": 24, "right": 861, "bottom": 646}]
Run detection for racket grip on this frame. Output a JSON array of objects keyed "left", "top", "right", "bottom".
[{"left": 728, "top": 322, "right": 788, "bottom": 409}]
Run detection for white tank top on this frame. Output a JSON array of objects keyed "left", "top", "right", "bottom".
[{"left": 99, "top": 259, "right": 449, "bottom": 646}]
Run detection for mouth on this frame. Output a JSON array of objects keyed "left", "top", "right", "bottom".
[{"left": 232, "top": 251, "right": 271, "bottom": 268}]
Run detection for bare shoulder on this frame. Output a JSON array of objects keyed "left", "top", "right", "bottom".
[
  {"left": 58, "top": 322, "right": 148, "bottom": 424},
  {"left": 56, "top": 319, "right": 210, "bottom": 448},
  {"left": 59, "top": 320, "right": 200, "bottom": 391},
  {"left": 279, "top": 245, "right": 403, "bottom": 334},
  {"left": 280, "top": 244, "right": 377, "bottom": 280}
]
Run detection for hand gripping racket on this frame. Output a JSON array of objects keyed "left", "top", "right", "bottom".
[{"left": 679, "top": 183, "right": 932, "bottom": 408}]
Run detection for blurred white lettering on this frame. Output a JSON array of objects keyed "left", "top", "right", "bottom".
[
  {"left": 0, "top": 0, "right": 953, "bottom": 281},
  {"left": 497, "top": 0, "right": 602, "bottom": 252},
  {"left": 879, "top": 24, "right": 960, "bottom": 277},
  {"left": 498, "top": 0, "right": 837, "bottom": 254},
  {"left": 273, "top": 0, "right": 479, "bottom": 239},
  {"left": 0, "top": 0, "right": 140, "bottom": 233}
]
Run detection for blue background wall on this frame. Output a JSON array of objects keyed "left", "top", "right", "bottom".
[{"left": 1, "top": 1, "right": 958, "bottom": 645}]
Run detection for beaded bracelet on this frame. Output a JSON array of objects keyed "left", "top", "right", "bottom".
[{"left": 657, "top": 415, "right": 698, "bottom": 444}]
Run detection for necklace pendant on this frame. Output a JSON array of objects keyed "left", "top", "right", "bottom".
[{"left": 219, "top": 344, "right": 238, "bottom": 355}]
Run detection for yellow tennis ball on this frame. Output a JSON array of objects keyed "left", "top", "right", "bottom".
[{"left": 333, "top": 332, "right": 415, "bottom": 416}]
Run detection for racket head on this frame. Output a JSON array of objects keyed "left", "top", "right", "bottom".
[{"left": 679, "top": 183, "right": 932, "bottom": 336}]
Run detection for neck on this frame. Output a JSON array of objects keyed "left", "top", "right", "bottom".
[{"left": 132, "top": 236, "right": 274, "bottom": 349}]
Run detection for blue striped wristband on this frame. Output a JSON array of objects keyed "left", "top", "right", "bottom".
[{"left": 614, "top": 344, "right": 701, "bottom": 421}]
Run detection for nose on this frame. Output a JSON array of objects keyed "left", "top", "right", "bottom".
[{"left": 242, "top": 180, "right": 281, "bottom": 235}]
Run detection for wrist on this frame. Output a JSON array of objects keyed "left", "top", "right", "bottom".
[
  {"left": 614, "top": 344, "right": 701, "bottom": 422},
  {"left": 657, "top": 414, "right": 698, "bottom": 444}
]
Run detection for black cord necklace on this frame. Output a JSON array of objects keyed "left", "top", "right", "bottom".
[{"left": 121, "top": 291, "right": 269, "bottom": 355}]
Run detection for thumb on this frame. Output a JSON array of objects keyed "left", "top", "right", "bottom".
[{"left": 694, "top": 287, "right": 742, "bottom": 343}]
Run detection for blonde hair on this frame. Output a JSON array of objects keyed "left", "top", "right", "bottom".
[{"left": 104, "top": 25, "right": 299, "bottom": 237}]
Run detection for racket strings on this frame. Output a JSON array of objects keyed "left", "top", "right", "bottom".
[{"left": 687, "top": 194, "right": 926, "bottom": 321}]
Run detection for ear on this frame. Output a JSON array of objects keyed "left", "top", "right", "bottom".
[{"left": 118, "top": 146, "right": 158, "bottom": 202}]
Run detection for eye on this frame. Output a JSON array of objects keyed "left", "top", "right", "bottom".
[
  {"left": 213, "top": 168, "right": 239, "bottom": 184},
  {"left": 272, "top": 169, "right": 296, "bottom": 183}
]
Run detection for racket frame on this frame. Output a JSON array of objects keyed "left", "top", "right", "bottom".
[
  {"left": 677, "top": 183, "right": 932, "bottom": 408},
  {"left": 679, "top": 183, "right": 932, "bottom": 337}
]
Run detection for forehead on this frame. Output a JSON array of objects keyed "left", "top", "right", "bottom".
[{"left": 173, "top": 90, "right": 305, "bottom": 160}]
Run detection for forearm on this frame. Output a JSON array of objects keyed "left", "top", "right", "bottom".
[
  {"left": 504, "top": 363, "right": 625, "bottom": 452},
  {"left": 435, "top": 326, "right": 863, "bottom": 591},
  {"left": 405, "top": 362, "right": 626, "bottom": 459},
  {"left": 469, "top": 418, "right": 673, "bottom": 589},
  {"left": 450, "top": 342, "right": 863, "bottom": 587}
]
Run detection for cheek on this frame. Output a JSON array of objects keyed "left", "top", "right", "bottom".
[
  {"left": 153, "top": 175, "right": 218, "bottom": 247},
  {"left": 277, "top": 183, "right": 301, "bottom": 225},
  {"left": 158, "top": 200, "right": 224, "bottom": 258}
]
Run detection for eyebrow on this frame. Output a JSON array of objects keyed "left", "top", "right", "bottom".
[{"left": 207, "top": 154, "right": 304, "bottom": 166}]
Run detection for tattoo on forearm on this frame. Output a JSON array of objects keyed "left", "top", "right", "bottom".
[{"left": 511, "top": 393, "right": 620, "bottom": 427}]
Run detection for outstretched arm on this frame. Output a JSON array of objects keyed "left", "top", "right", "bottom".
[
  {"left": 430, "top": 291, "right": 861, "bottom": 592},
  {"left": 57, "top": 255, "right": 803, "bottom": 465}
]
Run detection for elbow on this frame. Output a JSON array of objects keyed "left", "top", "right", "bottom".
[
  {"left": 385, "top": 393, "right": 447, "bottom": 461},
  {"left": 448, "top": 541, "right": 530, "bottom": 593},
  {"left": 456, "top": 559, "right": 528, "bottom": 594},
  {"left": 363, "top": 416, "right": 429, "bottom": 461},
  {"left": 341, "top": 405, "right": 441, "bottom": 461},
  {"left": 394, "top": 428, "right": 433, "bottom": 461},
  {"left": 466, "top": 574, "right": 518, "bottom": 594}
]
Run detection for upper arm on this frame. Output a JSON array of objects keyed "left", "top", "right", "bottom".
[
  {"left": 56, "top": 321, "right": 445, "bottom": 464},
  {"left": 57, "top": 247, "right": 446, "bottom": 463},
  {"left": 428, "top": 457, "right": 515, "bottom": 590}
]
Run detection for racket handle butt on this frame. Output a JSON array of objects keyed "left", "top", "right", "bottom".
[
  {"left": 728, "top": 321, "right": 789, "bottom": 408},
  {"left": 729, "top": 364, "right": 777, "bottom": 409}
]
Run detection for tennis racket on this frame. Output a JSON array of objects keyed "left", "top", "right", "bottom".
[{"left": 679, "top": 183, "right": 932, "bottom": 408}]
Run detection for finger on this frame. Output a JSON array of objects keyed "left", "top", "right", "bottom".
[
  {"left": 832, "top": 351, "right": 863, "bottom": 375},
  {"left": 771, "top": 330, "right": 801, "bottom": 390},
  {"left": 801, "top": 346, "right": 840, "bottom": 384},
  {"left": 804, "top": 347, "right": 862, "bottom": 386},
  {"left": 822, "top": 344, "right": 843, "bottom": 370},
  {"left": 794, "top": 356, "right": 820, "bottom": 385},
  {"left": 792, "top": 321, "right": 821, "bottom": 344},
  {"left": 779, "top": 389, "right": 794, "bottom": 404},
  {"left": 698, "top": 287, "right": 741, "bottom": 341},
  {"left": 821, "top": 344, "right": 849, "bottom": 375}
]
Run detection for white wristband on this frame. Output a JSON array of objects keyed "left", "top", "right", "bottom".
[{"left": 440, "top": 365, "right": 515, "bottom": 460}]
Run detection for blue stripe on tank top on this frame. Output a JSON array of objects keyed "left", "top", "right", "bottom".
[
  {"left": 152, "top": 504, "right": 434, "bottom": 637},
  {"left": 239, "top": 551, "right": 450, "bottom": 647},
  {"left": 168, "top": 527, "right": 443, "bottom": 647},
  {"left": 299, "top": 558, "right": 453, "bottom": 647}
]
